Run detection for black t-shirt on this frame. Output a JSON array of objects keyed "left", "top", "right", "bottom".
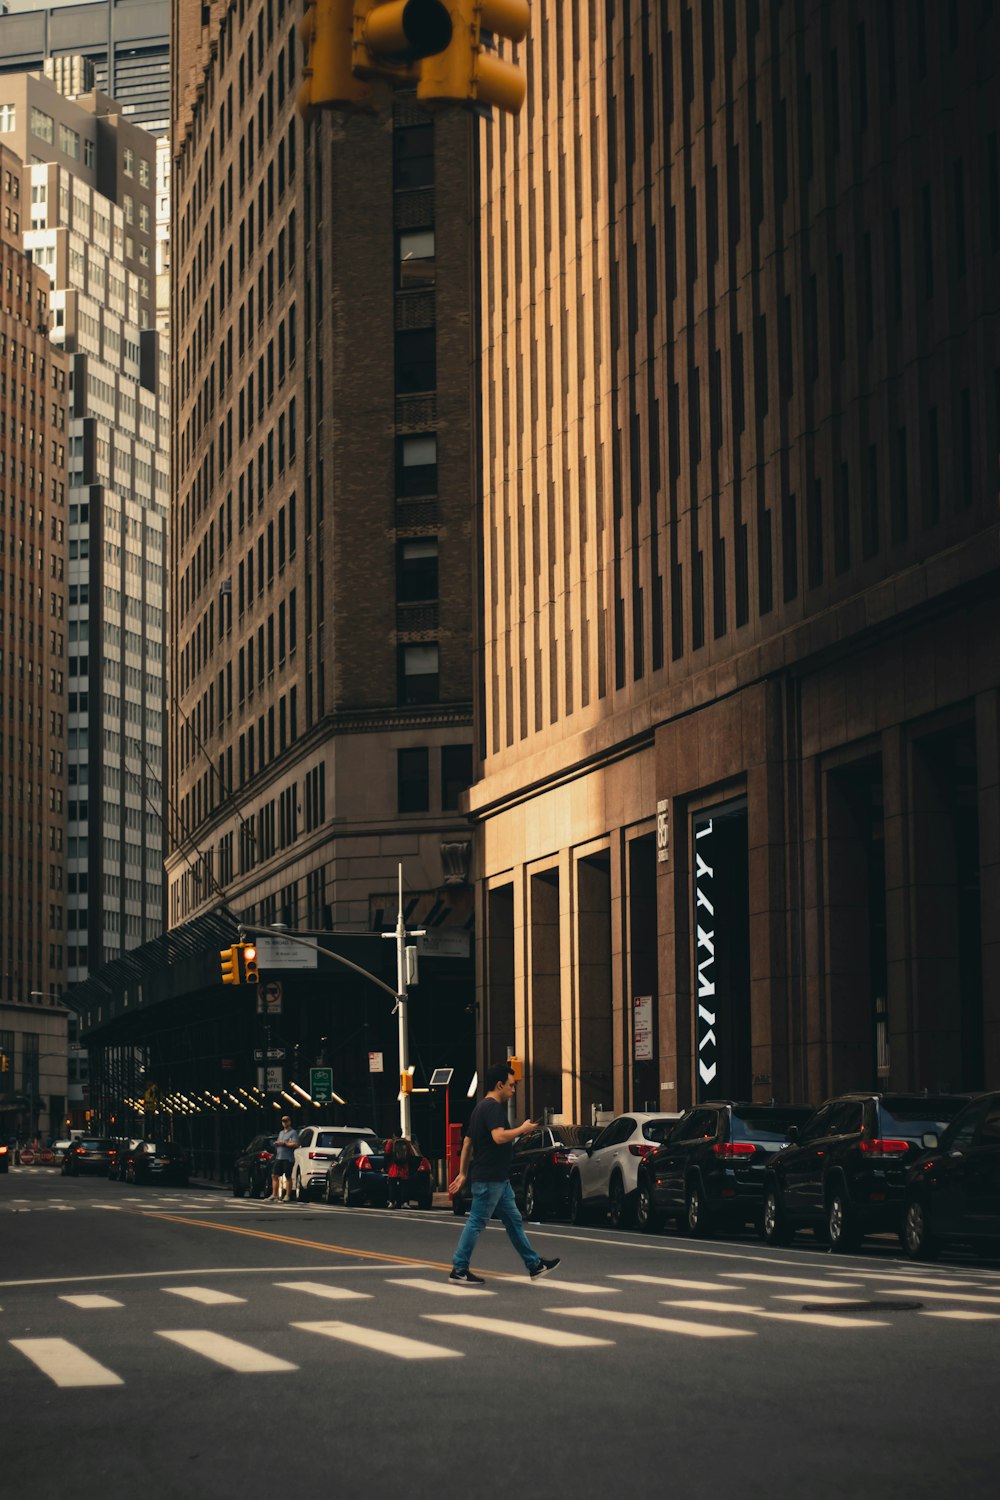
[{"left": 467, "top": 1097, "right": 511, "bottom": 1182}]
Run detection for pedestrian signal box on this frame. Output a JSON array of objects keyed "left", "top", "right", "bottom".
[{"left": 508, "top": 1055, "right": 523, "bottom": 1083}]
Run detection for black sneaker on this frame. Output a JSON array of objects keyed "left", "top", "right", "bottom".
[
  {"left": 448, "top": 1267, "right": 486, "bottom": 1285},
  {"left": 528, "top": 1257, "right": 561, "bottom": 1280}
]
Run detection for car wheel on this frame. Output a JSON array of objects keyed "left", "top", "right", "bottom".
[
  {"left": 762, "top": 1184, "right": 792, "bottom": 1245},
  {"left": 903, "top": 1197, "right": 939, "bottom": 1261},
  {"left": 635, "top": 1172, "right": 661, "bottom": 1233},
  {"left": 523, "top": 1177, "right": 542, "bottom": 1221},
  {"left": 569, "top": 1175, "right": 588, "bottom": 1226},
  {"left": 608, "top": 1172, "right": 634, "bottom": 1229},
  {"left": 686, "top": 1179, "right": 713, "bottom": 1238},
  {"left": 827, "top": 1186, "right": 861, "bottom": 1252}
]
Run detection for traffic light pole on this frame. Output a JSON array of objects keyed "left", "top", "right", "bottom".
[{"left": 383, "top": 864, "right": 425, "bottom": 1138}]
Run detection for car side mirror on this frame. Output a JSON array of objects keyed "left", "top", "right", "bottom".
[
  {"left": 922, "top": 1132, "right": 939, "bottom": 1150},
  {"left": 785, "top": 1125, "right": 799, "bottom": 1143},
  {"left": 585, "top": 1143, "right": 594, "bottom": 1156}
]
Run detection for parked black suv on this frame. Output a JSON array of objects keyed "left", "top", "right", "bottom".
[
  {"left": 903, "top": 1091, "right": 1000, "bottom": 1261},
  {"left": 232, "top": 1134, "right": 277, "bottom": 1198},
  {"left": 635, "top": 1102, "right": 814, "bottom": 1235},
  {"left": 762, "top": 1092, "right": 973, "bottom": 1251}
]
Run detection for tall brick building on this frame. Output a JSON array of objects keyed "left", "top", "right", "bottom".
[
  {"left": 166, "top": 0, "right": 477, "bottom": 1114},
  {"left": 471, "top": 0, "right": 1000, "bottom": 1122}
]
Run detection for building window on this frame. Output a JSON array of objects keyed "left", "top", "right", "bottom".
[
  {"left": 398, "top": 643, "right": 439, "bottom": 705},
  {"left": 397, "top": 747, "right": 430, "bottom": 813},
  {"left": 123, "top": 147, "right": 134, "bottom": 176},
  {"left": 396, "top": 434, "right": 437, "bottom": 496},
  {"left": 30, "top": 108, "right": 54, "bottom": 144},
  {"left": 59, "top": 123, "right": 80, "bottom": 160},
  {"left": 394, "top": 123, "right": 433, "bottom": 189},
  {"left": 441, "top": 744, "right": 473, "bottom": 812},
  {"left": 397, "top": 539, "right": 438, "bottom": 601},
  {"left": 398, "top": 229, "right": 435, "bottom": 287},
  {"left": 395, "top": 328, "right": 436, "bottom": 394},
  {"left": 0, "top": 104, "right": 15, "bottom": 132},
  {"left": 84, "top": 139, "right": 95, "bottom": 168},
  {"left": 138, "top": 158, "right": 150, "bottom": 187}
]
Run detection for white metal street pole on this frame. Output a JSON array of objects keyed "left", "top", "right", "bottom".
[{"left": 383, "top": 863, "right": 425, "bottom": 1138}]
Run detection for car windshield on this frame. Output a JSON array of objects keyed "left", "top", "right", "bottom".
[
  {"left": 144, "top": 1141, "right": 175, "bottom": 1153},
  {"left": 732, "top": 1107, "right": 814, "bottom": 1142},
  {"left": 79, "top": 1139, "right": 114, "bottom": 1150},
  {"left": 551, "top": 1125, "right": 596, "bottom": 1150},
  {"left": 880, "top": 1097, "right": 970, "bottom": 1137},
  {"left": 642, "top": 1119, "right": 678, "bottom": 1143},
  {"left": 316, "top": 1131, "right": 376, "bottom": 1149}
]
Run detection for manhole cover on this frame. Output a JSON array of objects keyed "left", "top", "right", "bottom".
[{"left": 801, "top": 1299, "right": 923, "bottom": 1313}]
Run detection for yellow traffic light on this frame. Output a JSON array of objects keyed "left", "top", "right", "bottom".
[
  {"left": 0, "top": 1050, "right": 8, "bottom": 1073},
  {"left": 241, "top": 943, "right": 260, "bottom": 986},
  {"left": 298, "top": 0, "right": 371, "bottom": 119},
  {"left": 352, "top": 0, "right": 453, "bottom": 80},
  {"left": 417, "top": 0, "right": 530, "bottom": 115},
  {"left": 400, "top": 1068, "right": 414, "bottom": 1095},
  {"left": 220, "top": 946, "right": 240, "bottom": 985},
  {"left": 508, "top": 1055, "right": 523, "bottom": 1083}
]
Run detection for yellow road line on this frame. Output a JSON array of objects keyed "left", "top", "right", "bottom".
[{"left": 134, "top": 1209, "right": 511, "bottom": 1280}]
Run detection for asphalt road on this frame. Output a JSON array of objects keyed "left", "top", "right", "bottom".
[{"left": 2, "top": 1168, "right": 998, "bottom": 1500}]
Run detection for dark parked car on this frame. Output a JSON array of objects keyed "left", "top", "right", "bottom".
[
  {"left": 762, "top": 1092, "right": 973, "bottom": 1251},
  {"left": 451, "top": 1125, "right": 596, "bottom": 1218},
  {"left": 635, "top": 1101, "right": 815, "bottom": 1235},
  {"left": 903, "top": 1091, "right": 1000, "bottom": 1261},
  {"left": 324, "top": 1136, "right": 433, "bottom": 1208},
  {"left": 107, "top": 1137, "right": 142, "bottom": 1181},
  {"left": 232, "top": 1134, "right": 278, "bottom": 1198},
  {"left": 118, "top": 1139, "right": 191, "bottom": 1186},
  {"left": 61, "top": 1138, "right": 118, "bottom": 1176}
]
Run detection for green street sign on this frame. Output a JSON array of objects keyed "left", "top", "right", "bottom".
[{"left": 310, "top": 1067, "right": 334, "bottom": 1103}]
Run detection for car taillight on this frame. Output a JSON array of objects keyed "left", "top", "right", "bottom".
[
  {"left": 308, "top": 1151, "right": 331, "bottom": 1160},
  {"left": 0, "top": 1145, "right": 7, "bottom": 1155},
  {"left": 713, "top": 1142, "right": 756, "bottom": 1157},
  {"left": 859, "top": 1138, "right": 910, "bottom": 1156},
  {"left": 357, "top": 1155, "right": 372, "bottom": 1171},
  {"left": 551, "top": 1150, "right": 571, "bottom": 1165},
  {"left": 628, "top": 1143, "right": 657, "bottom": 1158},
  {"left": 416, "top": 1158, "right": 430, "bottom": 1173},
  {"left": 258, "top": 1151, "right": 273, "bottom": 1161}
]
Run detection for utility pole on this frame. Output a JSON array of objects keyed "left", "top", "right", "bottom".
[{"left": 383, "top": 863, "right": 424, "bottom": 1138}]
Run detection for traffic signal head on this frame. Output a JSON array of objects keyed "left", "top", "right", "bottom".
[
  {"left": 353, "top": 0, "right": 453, "bottom": 79},
  {"left": 0, "top": 1050, "right": 8, "bottom": 1072},
  {"left": 241, "top": 943, "right": 260, "bottom": 985},
  {"left": 298, "top": 0, "right": 371, "bottom": 119},
  {"left": 220, "top": 946, "right": 240, "bottom": 986},
  {"left": 417, "top": 0, "right": 530, "bottom": 115}
]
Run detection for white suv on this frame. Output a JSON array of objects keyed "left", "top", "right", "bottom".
[
  {"left": 291, "top": 1125, "right": 379, "bottom": 1200},
  {"left": 569, "top": 1112, "right": 680, "bottom": 1228}
]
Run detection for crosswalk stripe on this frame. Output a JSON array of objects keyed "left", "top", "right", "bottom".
[
  {"left": 158, "top": 1330, "right": 297, "bottom": 1371},
  {"left": 514, "top": 1279, "right": 618, "bottom": 1295},
  {"left": 610, "top": 1274, "right": 742, "bottom": 1292},
  {"left": 293, "top": 1320, "right": 460, "bottom": 1360},
  {"left": 661, "top": 1299, "right": 888, "bottom": 1329},
  {"left": 853, "top": 1272, "right": 979, "bottom": 1288},
  {"left": 891, "top": 1288, "right": 1000, "bottom": 1305},
  {"left": 920, "top": 1310, "right": 1000, "bottom": 1321},
  {"left": 386, "top": 1277, "right": 495, "bottom": 1297},
  {"left": 164, "top": 1286, "right": 247, "bottom": 1305},
  {"left": 274, "top": 1281, "right": 371, "bottom": 1301},
  {"left": 423, "top": 1313, "right": 613, "bottom": 1348},
  {"left": 550, "top": 1307, "right": 754, "bottom": 1339},
  {"left": 11, "top": 1337, "right": 124, "bottom": 1387},
  {"left": 59, "top": 1294, "right": 124, "bottom": 1309},
  {"left": 723, "top": 1273, "right": 862, "bottom": 1289}
]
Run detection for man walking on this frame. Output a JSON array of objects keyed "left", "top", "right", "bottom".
[
  {"left": 447, "top": 1061, "right": 560, "bottom": 1284},
  {"left": 270, "top": 1114, "right": 299, "bottom": 1201}
]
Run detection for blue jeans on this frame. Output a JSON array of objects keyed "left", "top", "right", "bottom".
[{"left": 452, "top": 1180, "right": 541, "bottom": 1272}]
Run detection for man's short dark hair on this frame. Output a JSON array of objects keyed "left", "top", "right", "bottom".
[{"left": 485, "top": 1061, "right": 514, "bottom": 1092}]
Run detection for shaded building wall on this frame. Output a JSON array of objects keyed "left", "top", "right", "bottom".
[{"left": 470, "top": 1, "right": 1000, "bottom": 1115}]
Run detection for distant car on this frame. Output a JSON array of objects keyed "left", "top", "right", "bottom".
[
  {"left": 635, "top": 1101, "right": 815, "bottom": 1235},
  {"left": 107, "top": 1138, "right": 142, "bottom": 1182},
  {"left": 232, "top": 1134, "right": 278, "bottom": 1198},
  {"left": 118, "top": 1139, "right": 191, "bottom": 1186},
  {"left": 569, "top": 1112, "right": 682, "bottom": 1227},
  {"left": 761, "top": 1092, "right": 974, "bottom": 1251},
  {"left": 903, "top": 1091, "right": 1000, "bottom": 1260},
  {"left": 451, "top": 1125, "right": 596, "bottom": 1219},
  {"left": 61, "top": 1138, "right": 118, "bottom": 1176},
  {"left": 291, "top": 1125, "right": 381, "bottom": 1200},
  {"left": 324, "top": 1137, "right": 434, "bottom": 1208}
]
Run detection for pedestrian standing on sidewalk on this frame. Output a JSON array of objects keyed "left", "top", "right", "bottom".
[
  {"left": 385, "top": 1129, "right": 415, "bottom": 1209},
  {"left": 270, "top": 1115, "right": 299, "bottom": 1201},
  {"left": 447, "top": 1061, "right": 561, "bottom": 1285}
]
